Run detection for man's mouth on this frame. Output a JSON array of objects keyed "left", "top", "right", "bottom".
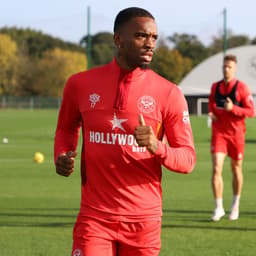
[{"left": 140, "top": 51, "right": 153, "bottom": 62}]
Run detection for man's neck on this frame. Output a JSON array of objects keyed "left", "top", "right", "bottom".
[
  {"left": 115, "top": 56, "right": 134, "bottom": 71},
  {"left": 224, "top": 78, "right": 233, "bottom": 85}
]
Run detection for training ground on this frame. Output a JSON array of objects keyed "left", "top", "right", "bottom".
[{"left": 0, "top": 110, "right": 256, "bottom": 255}]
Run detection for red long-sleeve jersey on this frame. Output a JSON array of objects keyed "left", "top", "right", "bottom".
[
  {"left": 54, "top": 58, "right": 196, "bottom": 221},
  {"left": 208, "top": 78, "right": 255, "bottom": 136}
]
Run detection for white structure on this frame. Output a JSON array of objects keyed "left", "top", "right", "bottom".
[{"left": 179, "top": 45, "right": 256, "bottom": 115}]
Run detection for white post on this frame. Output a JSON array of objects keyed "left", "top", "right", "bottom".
[{"left": 30, "top": 97, "right": 34, "bottom": 110}]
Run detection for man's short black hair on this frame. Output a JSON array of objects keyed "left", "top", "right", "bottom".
[{"left": 114, "top": 7, "right": 155, "bottom": 33}]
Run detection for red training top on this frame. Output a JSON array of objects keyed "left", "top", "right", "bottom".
[
  {"left": 208, "top": 78, "right": 255, "bottom": 137},
  {"left": 54, "top": 58, "right": 196, "bottom": 222}
]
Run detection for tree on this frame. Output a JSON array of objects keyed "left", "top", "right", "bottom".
[
  {"left": 168, "top": 33, "right": 210, "bottom": 67},
  {"left": 151, "top": 46, "right": 192, "bottom": 84},
  {"left": 227, "top": 35, "right": 250, "bottom": 48},
  {"left": 33, "top": 48, "right": 87, "bottom": 96},
  {"left": 15, "top": 53, "right": 38, "bottom": 96},
  {"left": 0, "top": 34, "right": 18, "bottom": 95},
  {"left": 209, "top": 30, "right": 250, "bottom": 55},
  {"left": 0, "top": 28, "right": 88, "bottom": 96},
  {"left": 0, "top": 27, "right": 84, "bottom": 59},
  {"left": 80, "top": 32, "right": 115, "bottom": 67}
]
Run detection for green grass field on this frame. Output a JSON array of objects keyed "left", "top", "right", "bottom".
[{"left": 0, "top": 110, "right": 255, "bottom": 256}]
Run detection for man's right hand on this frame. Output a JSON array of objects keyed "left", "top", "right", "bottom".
[
  {"left": 224, "top": 97, "right": 233, "bottom": 112},
  {"left": 55, "top": 151, "right": 77, "bottom": 177},
  {"left": 208, "top": 112, "right": 217, "bottom": 121}
]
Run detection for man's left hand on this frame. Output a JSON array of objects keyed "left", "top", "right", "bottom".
[
  {"left": 224, "top": 97, "right": 233, "bottom": 112},
  {"left": 134, "top": 114, "right": 158, "bottom": 154}
]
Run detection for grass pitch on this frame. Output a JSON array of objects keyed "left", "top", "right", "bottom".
[{"left": 0, "top": 110, "right": 255, "bottom": 256}]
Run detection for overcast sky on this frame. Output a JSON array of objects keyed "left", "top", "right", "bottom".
[{"left": 1, "top": 0, "right": 256, "bottom": 45}]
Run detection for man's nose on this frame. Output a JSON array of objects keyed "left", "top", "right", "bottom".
[{"left": 144, "top": 37, "right": 155, "bottom": 49}]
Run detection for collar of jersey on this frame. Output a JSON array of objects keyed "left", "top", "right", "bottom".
[
  {"left": 111, "top": 58, "right": 146, "bottom": 82},
  {"left": 223, "top": 78, "right": 237, "bottom": 87}
]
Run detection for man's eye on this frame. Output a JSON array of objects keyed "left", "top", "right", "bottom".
[{"left": 135, "top": 33, "right": 146, "bottom": 38}]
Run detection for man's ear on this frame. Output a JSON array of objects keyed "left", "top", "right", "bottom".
[{"left": 114, "top": 33, "right": 121, "bottom": 48}]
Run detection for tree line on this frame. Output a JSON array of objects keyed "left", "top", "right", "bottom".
[{"left": 1, "top": 27, "right": 255, "bottom": 97}]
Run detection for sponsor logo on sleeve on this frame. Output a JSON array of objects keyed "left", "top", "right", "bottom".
[
  {"left": 182, "top": 110, "right": 190, "bottom": 124},
  {"left": 246, "top": 95, "right": 254, "bottom": 105}
]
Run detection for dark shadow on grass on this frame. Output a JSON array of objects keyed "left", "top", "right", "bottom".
[
  {"left": 162, "top": 208, "right": 256, "bottom": 231},
  {"left": 163, "top": 209, "right": 256, "bottom": 216},
  {"left": 1, "top": 207, "right": 79, "bottom": 211},
  {"left": 0, "top": 208, "right": 79, "bottom": 219},
  {"left": 0, "top": 208, "right": 79, "bottom": 227},
  {"left": 161, "top": 223, "right": 256, "bottom": 232},
  {"left": 0, "top": 212, "right": 77, "bottom": 218},
  {"left": 245, "top": 139, "right": 256, "bottom": 144},
  {"left": 0, "top": 222, "right": 75, "bottom": 228}
]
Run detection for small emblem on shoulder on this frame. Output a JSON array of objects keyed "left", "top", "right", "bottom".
[{"left": 89, "top": 93, "right": 100, "bottom": 108}]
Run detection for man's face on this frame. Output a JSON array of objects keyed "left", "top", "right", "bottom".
[
  {"left": 223, "top": 60, "right": 237, "bottom": 82},
  {"left": 114, "top": 16, "right": 158, "bottom": 70}
]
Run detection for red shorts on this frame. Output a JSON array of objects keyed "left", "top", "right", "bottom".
[
  {"left": 71, "top": 215, "right": 161, "bottom": 256},
  {"left": 211, "top": 133, "right": 245, "bottom": 160}
]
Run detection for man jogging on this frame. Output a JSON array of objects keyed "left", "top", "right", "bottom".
[
  {"left": 54, "top": 7, "right": 196, "bottom": 255},
  {"left": 209, "top": 54, "right": 255, "bottom": 221}
]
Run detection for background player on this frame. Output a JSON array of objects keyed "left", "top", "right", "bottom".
[{"left": 208, "top": 54, "right": 255, "bottom": 221}]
